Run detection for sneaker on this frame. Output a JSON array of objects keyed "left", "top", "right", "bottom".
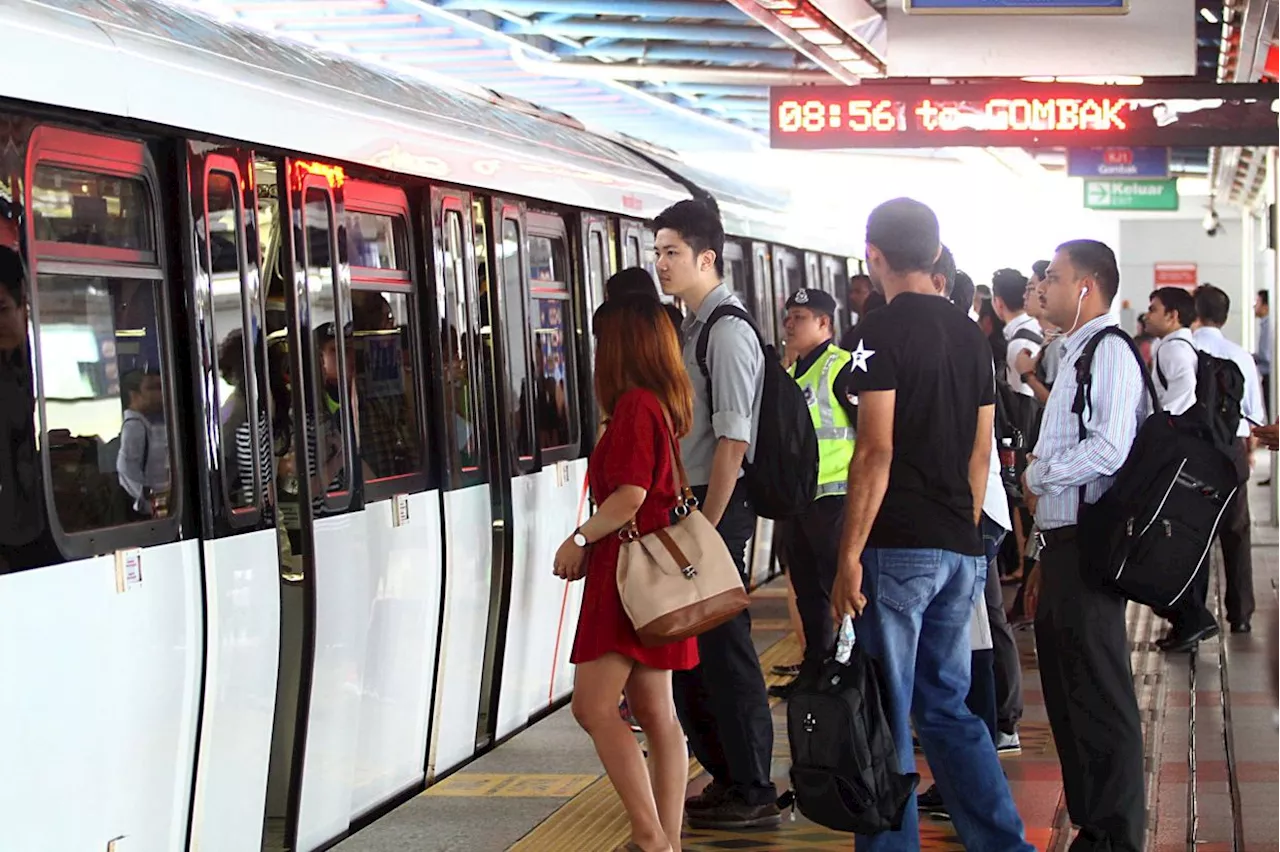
[
  {"left": 917, "top": 784, "right": 950, "bottom": 820},
  {"left": 618, "top": 698, "right": 642, "bottom": 734},
  {"left": 686, "top": 796, "right": 782, "bottom": 830},
  {"left": 685, "top": 780, "right": 731, "bottom": 814},
  {"left": 771, "top": 662, "right": 802, "bottom": 677},
  {"left": 996, "top": 730, "right": 1021, "bottom": 756}
]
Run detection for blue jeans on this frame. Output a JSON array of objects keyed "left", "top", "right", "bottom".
[{"left": 854, "top": 548, "right": 1033, "bottom": 852}]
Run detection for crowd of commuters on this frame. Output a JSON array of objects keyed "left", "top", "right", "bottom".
[{"left": 559, "top": 195, "right": 1274, "bottom": 852}]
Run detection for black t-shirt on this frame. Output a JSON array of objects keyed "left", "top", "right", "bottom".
[
  {"left": 846, "top": 292, "right": 994, "bottom": 556},
  {"left": 793, "top": 340, "right": 859, "bottom": 423}
]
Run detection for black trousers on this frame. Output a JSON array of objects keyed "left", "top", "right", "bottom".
[
  {"left": 673, "top": 483, "right": 776, "bottom": 806},
  {"left": 1168, "top": 438, "right": 1255, "bottom": 630},
  {"left": 1034, "top": 532, "right": 1145, "bottom": 852},
  {"left": 982, "top": 516, "right": 1023, "bottom": 735},
  {"left": 785, "top": 494, "right": 844, "bottom": 669}
]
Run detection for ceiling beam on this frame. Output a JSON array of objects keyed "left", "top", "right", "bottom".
[
  {"left": 437, "top": 0, "right": 750, "bottom": 20},
  {"left": 563, "top": 41, "right": 804, "bottom": 65},
  {"left": 502, "top": 19, "right": 783, "bottom": 44}
]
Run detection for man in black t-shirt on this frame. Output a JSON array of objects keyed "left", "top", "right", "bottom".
[{"left": 831, "top": 198, "right": 1032, "bottom": 852}]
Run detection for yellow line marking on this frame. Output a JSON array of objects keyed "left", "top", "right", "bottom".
[
  {"left": 508, "top": 633, "right": 801, "bottom": 852},
  {"left": 424, "top": 773, "right": 598, "bottom": 798}
]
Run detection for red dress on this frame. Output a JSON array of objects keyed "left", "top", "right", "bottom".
[{"left": 570, "top": 388, "right": 700, "bottom": 670}]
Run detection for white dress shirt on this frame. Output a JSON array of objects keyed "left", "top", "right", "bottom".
[
  {"left": 1151, "top": 327, "right": 1198, "bottom": 416},
  {"left": 1193, "top": 326, "right": 1265, "bottom": 437},
  {"left": 1003, "top": 313, "right": 1043, "bottom": 397},
  {"left": 1026, "top": 314, "right": 1151, "bottom": 531}
]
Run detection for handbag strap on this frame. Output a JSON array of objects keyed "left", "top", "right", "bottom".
[{"left": 619, "top": 405, "right": 695, "bottom": 541}]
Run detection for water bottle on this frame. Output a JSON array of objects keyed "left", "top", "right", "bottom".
[{"left": 834, "top": 614, "right": 856, "bottom": 665}]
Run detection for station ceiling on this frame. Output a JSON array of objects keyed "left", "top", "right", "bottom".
[{"left": 188, "top": 0, "right": 1270, "bottom": 177}]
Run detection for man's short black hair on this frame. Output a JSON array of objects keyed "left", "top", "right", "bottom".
[
  {"left": 932, "top": 245, "right": 956, "bottom": 297},
  {"left": 1150, "top": 287, "right": 1196, "bottom": 328},
  {"left": 1031, "top": 259, "right": 1050, "bottom": 280},
  {"left": 653, "top": 198, "right": 725, "bottom": 277},
  {"left": 992, "top": 268, "right": 1029, "bottom": 311},
  {"left": 950, "top": 270, "right": 975, "bottom": 313},
  {"left": 1258, "top": 290, "right": 1269, "bottom": 306},
  {"left": 850, "top": 273, "right": 872, "bottom": 286},
  {"left": 1194, "top": 284, "right": 1230, "bottom": 327},
  {"left": 974, "top": 283, "right": 992, "bottom": 300},
  {"left": 0, "top": 245, "right": 24, "bottom": 305},
  {"left": 866, "top": 197, "right": 940, "bottom": 274},
  {"left": 1055, "top": 239, "right": 1120, "bottom": 304}
]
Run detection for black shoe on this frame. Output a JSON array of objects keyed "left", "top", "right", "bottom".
[
  {"left": 1158, "top": 622, "right": 1220, "bottom": 653},
  {"left": 771, "top": 662, "right": 802, "bottom": 677},
  {"left": 768, "top": 680, "right": 797, "bottom": 699},
  {"left": 1231, "top": 620, "right": 1252, "bottom": 634},
  {"left": 685, "top": 780, "right": 730, "bottom": 814},
  {"left": 917, "top": 784, "right": 950, "bottom": 820},
  {"left": 686, "top": 796, "right": 782, "bottom": 830}
]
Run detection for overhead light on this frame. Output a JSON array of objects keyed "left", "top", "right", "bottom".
[
  {"left": 1199, "top": 6, "right": 1219, "bottom": 24},
  {"left": 782, "top": 13, "right": 819, "bottom": 29},
  {"left": 822, "top": 44, "right": 858, "bottom": 61},
  {"left": 798, "top": 28, "right": 842, "bottom": 45}
]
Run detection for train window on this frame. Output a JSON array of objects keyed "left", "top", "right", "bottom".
[
  {"left": 527, "top": 232, "right": 578, "bottom": 452},
  {"left": 351, "top": 290, "right": 423, "bottom": 482},
  {"left": 586, "top": 230, "right": 606, "bottom": 299},
  {"left": 441, "top": 208, "right": 481, "bottom": 476},
  {"left": 206, "top": 170, "right": 269, "bottom": 514},
  {"left": 625, "top": 234, "right": 641, "bottom": 268},
  {"left": 500, "top": 217, "right": 533, "bottom": 464},
  {"left": 31, "top": 166, "right": 152, "bottom": 252},
  {"left": 38, "top": 274, "right": 173, "bottom": 532},
  {"left": 302, "top": 187, "right": 347, "bottom": 498},
  {"left": 346, "top": 210, "right": 408, "bottom": 272}
]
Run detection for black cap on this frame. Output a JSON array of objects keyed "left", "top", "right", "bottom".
[{"left": 785, "top": 288, "right": 837, "bottom": 318}]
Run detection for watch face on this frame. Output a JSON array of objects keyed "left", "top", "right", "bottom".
[{"left": 573, "top": 532, "right": 588, "bottom": 546}]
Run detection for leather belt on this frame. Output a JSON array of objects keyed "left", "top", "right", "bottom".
[{"left": 1036, "top": 526, "right": 1077, "bottom": 550}]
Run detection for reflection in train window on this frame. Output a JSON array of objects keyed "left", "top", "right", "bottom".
[
  {"left": 351, "top": 290, "right": 423, "bottom": 482},
  {"left": 586, "top": 231, "right": 606, "bottom": 302},
  {"left": 441, "top": 209, "right": 481, "bottom": 475},
  {"left": 38, "top": 275, "right": 172, "bottom": 532},
  {"left": 625, "top": 234, "right": 641, "bottom": 268},
  {"left": 531, "top": 296, "right": 577, "bottom": 452},
  {"left": 345, "top": 211, "right": 408, "bottom": 271},
  {"left": 500, "top": 218, "right": 533, "bottom": 463},
  {"left": 302, "top": 187, "right": 347, "bottom": 498},
  {"left": 206, "top": 171, "right": 270, "bottom": 513},
  {"left": 527, "top": 234, "right": 568, "bottom": 284},
  {"left": 31, "top": 166, "right": 153, "bottom": 252},
  {"left": 725, "top": 257, "right": 747, "bottom": 304}
]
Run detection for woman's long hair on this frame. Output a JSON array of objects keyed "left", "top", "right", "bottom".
[{"left": 593, "top": 295, "right": 694, "bottom": 437}]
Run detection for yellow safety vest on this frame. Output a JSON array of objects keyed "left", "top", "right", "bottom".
[{"left": 789, "top": 344, "right": 855, "bottom": 499}]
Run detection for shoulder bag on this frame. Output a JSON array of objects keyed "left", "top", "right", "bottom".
[{"left": 616, "top": 421, "right": 750, "bottom": 647}]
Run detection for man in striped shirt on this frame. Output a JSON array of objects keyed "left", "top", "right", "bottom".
[{"left": 1021, "top": 240, "right": 1148, "bottom": 852}]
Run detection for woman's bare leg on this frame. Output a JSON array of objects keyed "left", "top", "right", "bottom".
[
  {"left": 626, "top": 664, "right": 689, "bottom": 852},
  {"left": 573, "top": 653, "right": 671, "bottom": 852}
]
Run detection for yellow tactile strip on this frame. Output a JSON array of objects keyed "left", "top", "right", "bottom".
[
  {"left": 508, "top": 634, "right": 802, "bottom": 852},
  {"left": 424, "top": 774, "right": 599, "bottom": 798}
]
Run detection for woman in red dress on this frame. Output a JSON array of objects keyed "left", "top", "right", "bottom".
[{"left": 552, "top": 295, "right": 697, "bottom": 852}]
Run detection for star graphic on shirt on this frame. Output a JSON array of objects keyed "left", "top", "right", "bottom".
[{"left": 850, "top": 340, "right": 876, "bottom": 372}]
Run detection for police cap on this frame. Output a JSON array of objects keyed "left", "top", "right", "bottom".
[{"left": 785, "top": 288, "right": 837, "bottom": 318}]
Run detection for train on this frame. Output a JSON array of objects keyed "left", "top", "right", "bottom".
[{"left": 0, "top": 1, "right": 861, "bottom": 850}]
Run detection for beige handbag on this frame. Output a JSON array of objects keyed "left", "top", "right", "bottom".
[{"left": 616, "top": 426, "right": 750, "bottom": 648}]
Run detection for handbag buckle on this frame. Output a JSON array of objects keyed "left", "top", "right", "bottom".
[
  {"left": 681, "top": 565, "right": 697, "bottom": 579},
  {"left": 674, "top": 503, "right": 690, "bottom": 518}
]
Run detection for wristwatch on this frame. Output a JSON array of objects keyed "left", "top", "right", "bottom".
[
  {"left": 1020, "top": 371, "right": 1036, "bottom": 385},
  {"left": 572, "top": 528, "right": 589, "bottom": 548}
]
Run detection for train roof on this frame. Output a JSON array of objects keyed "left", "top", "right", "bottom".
[{"left": 1, "top": 0, "right": 859, "bottom": 257}]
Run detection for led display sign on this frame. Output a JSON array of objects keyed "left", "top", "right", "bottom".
[{"left": 768, "top": 82, "right": 1278, "bottom": 149}]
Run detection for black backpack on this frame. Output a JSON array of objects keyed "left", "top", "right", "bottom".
[
  {"left": 1073, "top": 326, "right": 1246, "bottom": 610},
  {"left": 696, "top": 304, "right": 818, "bottom": 519},
  {"left": 1153, "top": 336, "right": 1246, "bottom": 456},
  {"left": 993, "top": 328, "right": 1045, "bottom": 502},
  {"left": 781, "top": 637, "right": 918, "bottom": 833}
]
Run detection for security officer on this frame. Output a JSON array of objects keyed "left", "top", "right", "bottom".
[{"left": 771, "top": 287, "right": 859, "bottom": 699}]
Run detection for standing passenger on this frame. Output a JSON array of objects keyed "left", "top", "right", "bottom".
[
  {"left": 770, "top": 287, "right": 857, "bottom": 700},
  {"left": 556, "top": 296, "right": 698, "bottom": 852},
  {"left": 1023, "top": 240, "right": 1148, "bottom": 852},
  {"left": 831, "top": 198, "right": 1032, "bottom": 852},
  {"left": 652, "top": 199, "right": 780, "bottom": 830}
]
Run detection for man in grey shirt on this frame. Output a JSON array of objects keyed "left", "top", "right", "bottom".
[{"left": 653, "top": 198, "right": 779, "bottom": 829}]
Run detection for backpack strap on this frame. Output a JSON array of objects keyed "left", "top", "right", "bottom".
[
  {"left": 694, "top": 303, "right": 766, "bottom": 396},
  {"left": 1072, "top": 326, "right": 1162, "bottom": 446},
  {"left": 1010, "top": 327, "right": 1044, "bottom": 347},
  {"left": 1154, "top": 336, "right": 1196, "bottom": 391}
]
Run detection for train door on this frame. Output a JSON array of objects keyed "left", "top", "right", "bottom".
[
  {"left": 184, "top": 145, "right": 281, "bottom": 852},
  {"left": 750, "top": 241, "right": 777, "bottom": 345},
  {"left": 822, "top": 255, "right": 849, "bottom": 338},
  {"left": 254, "top": 156, "right": 369, "bottom": 852},
  {"left": 424, "top": 188, "right": 494, "bottom": 775},
  {"left": 488, "top": 209, "right": 588, "bottom": 742},
  {"left": 580, "top": 214, "right": 611, "bottom": 420},
  {"left": 620, "top": 218, "right": 644, "bottom": 270},
  {"left": 341, "top": 181, "right": 439, "bottom": 819},
  {"left": 804, "top": 250, "right": 821, "bottom": 292},
  {"left": 722, "top": 239, "right": 750, "bottom": 309}
]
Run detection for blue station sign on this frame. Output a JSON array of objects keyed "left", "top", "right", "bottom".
[
  {"left": 1067, "top": 146, "right": 1170, "bottom": 178},
  {"left": 904, "top": 0, "right": 1128, "bottom": 12}
]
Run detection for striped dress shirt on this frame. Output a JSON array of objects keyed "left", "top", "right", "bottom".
[{"left": 1024, "top": 314, "right": 1151, "bottom": 532}]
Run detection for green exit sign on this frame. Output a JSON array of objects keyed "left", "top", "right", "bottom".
[{"left": 1083, "top": 178, "right": 1179, "bottom": 211}]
